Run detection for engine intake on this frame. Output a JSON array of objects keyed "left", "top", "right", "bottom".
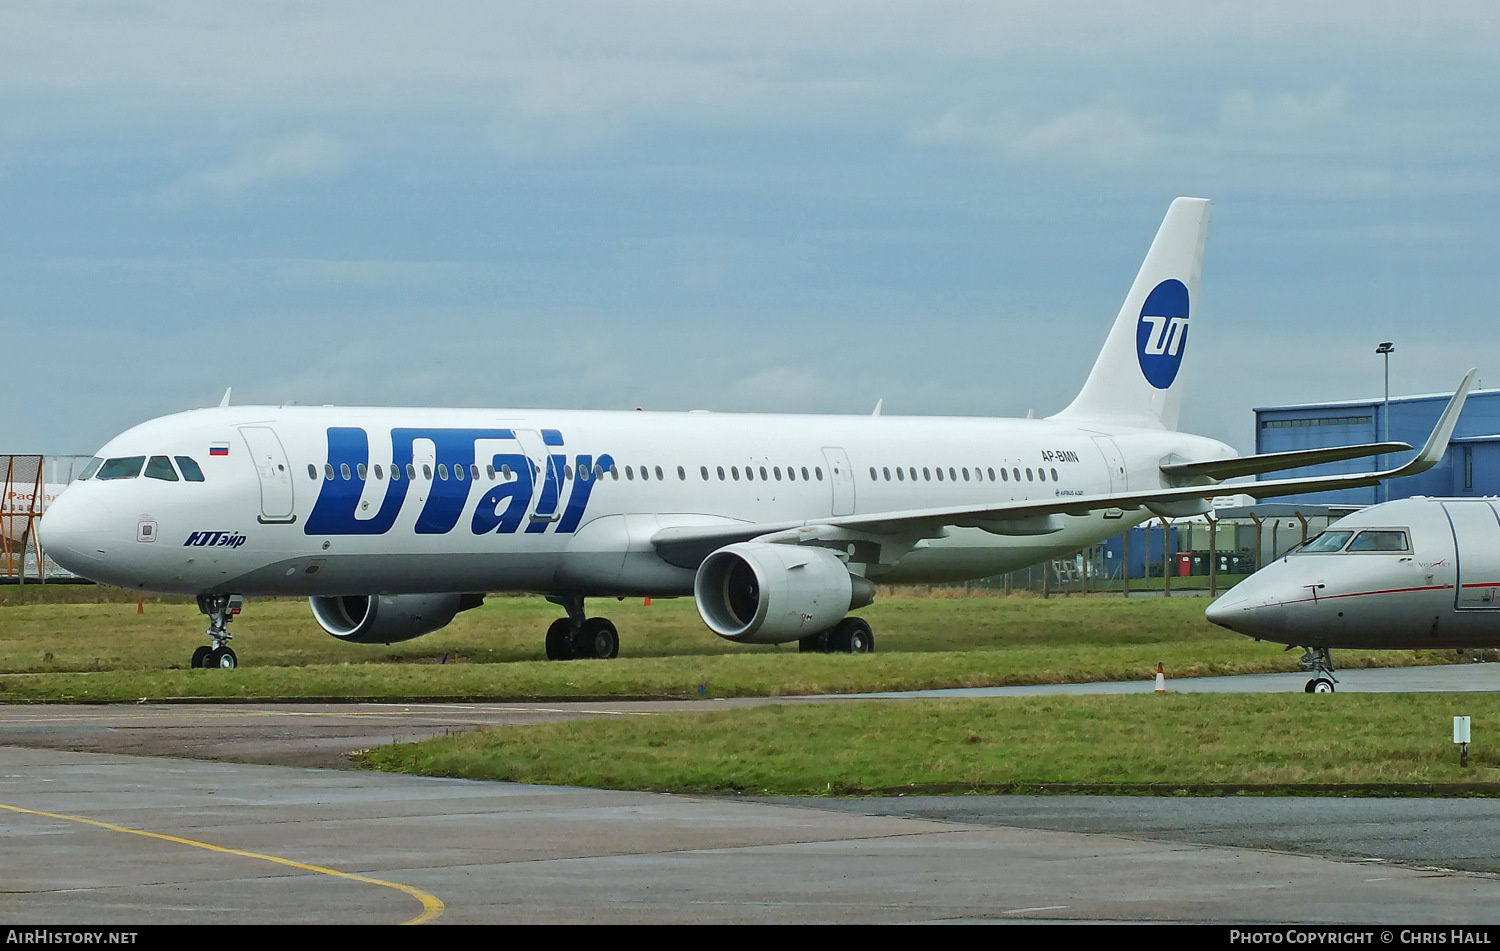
[
  {"left": 694, "top": 542, "right": 874, "bottom": 644},
  {"left": 309, "top": 593, "right": 484, "bottom": 645}
]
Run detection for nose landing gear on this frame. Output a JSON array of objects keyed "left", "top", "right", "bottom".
[
  {"left": 1299, "top": 646, "right": 1338, "bottom": 693},
  {"left": 193, "top": 594, "right": 243, "bottom": 670}
]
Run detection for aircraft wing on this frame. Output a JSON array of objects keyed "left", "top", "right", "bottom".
[
  {"left": 1158, "top": 442, "right": 1412, "bottom": 482},
  {"left": 652, "top": 370, "right": 1474, "bottom": 569}
]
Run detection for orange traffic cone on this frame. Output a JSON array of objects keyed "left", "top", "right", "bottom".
[
  {"left": 643, "top": 597, "right": 652, "bottom": 606},
  {"left": 137, "top": 597, "right": 144, "bottom": 615}
]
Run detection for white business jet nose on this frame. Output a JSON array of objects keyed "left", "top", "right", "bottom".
[{"left": 36, "top": 487, "right": 113, "bottom": 576}]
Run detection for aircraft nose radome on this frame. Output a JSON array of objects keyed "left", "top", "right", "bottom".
[
  {"left": 1204, "top": 594, "right": 1247, "bottom": 631},
  {"left": 36, "top": 491, "right": 112, "bottom": 572},
  {"left": 1205, "top": 585, "right": 1289, "bottom": 640}
]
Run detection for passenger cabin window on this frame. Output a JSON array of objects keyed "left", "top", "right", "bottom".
[
  {"left": 174, "top": 456, "right": 205, "bottom": 482},
  {"left": 1298, "top": 531, "right": 1354, "bottom": 553},
  {"left": 1348, "top": 530, "right": 1410, "bottom": 552},
  {"left": 144, "top": 455, "right": 179, "bottom": 481},
  {"left": 96, "top": 456, "right": 146, "bottom": 480}
]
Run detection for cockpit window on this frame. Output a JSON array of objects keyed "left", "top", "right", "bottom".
[
  {"left": 1298, "top": 531, "right": 1354, "bottom": 553},
  {"left": 79, "top": 457, "right": 103, "bottom": 481},
  {"left": 175, "top": 456, "right": 205, "bottom": 482},
  {"left": 1348, "top": 530, "right": 1409, "bottom": 552},
  {"left": 95, "top": 456, "right": 146, "bottom": 480},
  {"left": 144, "top": 455, "right": 179, "bottom": 481}
]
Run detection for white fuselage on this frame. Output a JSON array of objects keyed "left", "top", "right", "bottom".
[{"left": 40, "top": 405, "right": 1231, "bottom": 599}]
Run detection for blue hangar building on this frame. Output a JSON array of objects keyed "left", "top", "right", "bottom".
[{"left": 1255, "top": 385, "right": 1500, "bottom": 506}]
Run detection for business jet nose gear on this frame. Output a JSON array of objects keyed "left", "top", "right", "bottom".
[{"left": 1298, "top": 646, "right": 1338, "bottom": 694}]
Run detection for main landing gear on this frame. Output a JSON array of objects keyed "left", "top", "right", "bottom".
[
  {"left": 798, "top": 617, "right": 875, "bottom": 654},
  {"left": 193, "top": 594, "right": 243, "bottom": 670},
  {"left": 544, "top": 595, "right": 620, "bottom": 661},
  {"left": 1299, "top": 646, "right": 1338, "bottom": 693}
]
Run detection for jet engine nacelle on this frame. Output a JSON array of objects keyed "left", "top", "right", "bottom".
[
  {"left": 693, "top": 542, "right": 875, "bottom": 644},
  {"left": 309, "top": 593, "right": 485, "bottom": 645}
]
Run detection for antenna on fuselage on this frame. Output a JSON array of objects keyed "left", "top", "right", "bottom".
[
  {"left": 218, "top": 387, "right": 232, "bottom": 408},
  {"left": 872, "top": 399, "right": 883, "bottom": 417}
]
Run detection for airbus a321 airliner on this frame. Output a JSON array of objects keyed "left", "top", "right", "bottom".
[{"left": 39, "top": 198, "right": 1474, "bottom": 669}]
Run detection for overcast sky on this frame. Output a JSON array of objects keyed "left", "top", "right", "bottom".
[{"left": 3, "top": 2, "right": 1497, "bottom": 455}]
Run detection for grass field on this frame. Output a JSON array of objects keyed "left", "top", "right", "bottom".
[
  {"left": 6, "top": 584, "right": 1492, "bottom": 797},
  {"left": 360, "top": 693, "right": 1500, "bottom": 795},
  {"left": 0, "top": 585, "right": 1473, "bottom": 702}
]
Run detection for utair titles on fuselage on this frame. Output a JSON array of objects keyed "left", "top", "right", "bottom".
[{"left": 41, "top": 197, "right": 1464, "bottom": 670}]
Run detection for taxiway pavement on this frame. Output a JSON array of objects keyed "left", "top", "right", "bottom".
[{"left": 4, "top": 665, "right": 1500, "bottom": 923}]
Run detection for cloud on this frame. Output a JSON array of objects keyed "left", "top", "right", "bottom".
[
  {"left": 912, "top": 101, "right": 1163, "bottom": 169},
  {"left": 159, "top": 132, "right": 346, "bottom": 204}
]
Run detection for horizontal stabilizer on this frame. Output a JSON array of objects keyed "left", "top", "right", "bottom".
[{"left": 1160, "top": 442, "right": 1413, "bottom": 482}]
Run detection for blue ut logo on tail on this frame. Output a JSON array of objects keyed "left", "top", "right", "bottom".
[{"left": 1136, "top": 279, "right": 1190, "bottom": 390}]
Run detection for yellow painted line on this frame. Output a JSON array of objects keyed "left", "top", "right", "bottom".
[{"left": 0, "top": 801, "right": 443, "bottom": 924}]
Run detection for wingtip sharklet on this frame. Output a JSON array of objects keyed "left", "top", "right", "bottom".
[{"left": 1389, "top": 367, "right": 1476, "bottom": 476}]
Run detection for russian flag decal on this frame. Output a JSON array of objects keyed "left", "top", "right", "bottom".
[{"left": 209, "top": 442, "right": 230, "bottom": 457}]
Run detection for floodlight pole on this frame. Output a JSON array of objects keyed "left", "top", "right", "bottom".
[{"left": 1376, "top": 342, "right": 1394, "bottom": 504}]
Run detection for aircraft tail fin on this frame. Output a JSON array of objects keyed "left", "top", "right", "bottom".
[{"left": 1052, "top": 197, "right": 1212, "bottom": 431}]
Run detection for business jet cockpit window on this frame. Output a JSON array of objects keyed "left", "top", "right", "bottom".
[
  {"left": 1297, "top": 531, "right": 1354, "bottom": 553},
  {"left": 1347, "top": 530, "right": 1410, "bottom": 552},
  {"left": 95, "top": 456, "right": 146, "bottom": 480}
]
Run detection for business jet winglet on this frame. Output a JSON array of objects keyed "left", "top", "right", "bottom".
[{"left": 39, "top": 198, "right": 1463, "bottom": 668}]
